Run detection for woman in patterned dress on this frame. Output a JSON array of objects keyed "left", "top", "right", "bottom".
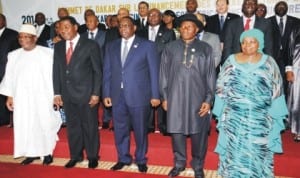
[{"left": 212, "top": 29, "right": 288, "bottom": 178}]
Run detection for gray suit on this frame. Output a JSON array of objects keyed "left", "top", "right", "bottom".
[{"left": 200, "top": 31, "right": 222, "bottom": 67}]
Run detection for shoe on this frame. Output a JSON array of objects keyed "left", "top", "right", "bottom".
[
  {"left": 64, "top": 159, "right": 81, "bottom": 168},
  {"left": 43, "top": 155, "right": 53, "bottom": 165},
  {"left": 110, "top": 162, "right": 131, "bottom": 171},
  {"left": 102, "top": 122, "right": 109, "bottom": 129},
  {"left": 194, "top": 169, "right": 205, "bottom": 178},
  {"left": 21, "top": 157, "right": 39, "bottom": 165},
  {"left": 294, "top": 135, "right": 300, "bottom": 142},
  {"left": 88, "top": 159, "right": 98, "bottom": 169},
  {"left": 168, "top": 167, "right": 185, "bottom": 177},
  {"left": 137, "top": 163, "right": 148, "bottom": 173}
]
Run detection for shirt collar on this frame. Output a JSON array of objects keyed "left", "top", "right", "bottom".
[{"left": 0, "top": 27, "right": 5, "bottom": 37}]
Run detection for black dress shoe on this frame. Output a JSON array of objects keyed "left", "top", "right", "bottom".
[
  {"left": 43, "top": 155, "right": 53, "bottom": 165},
  {"left": 102, "top": 122, "right": 109, "bottom": 129},
  {"left": 168, "top": 167, "right": 185, "bottom": 177},
  {"left": 194, "top": 169, "right": 205, "bottom": 178},
  {"left": 137, "top": 164, "right": 148, "bottom": 173},
  {"left": 65, "top": 159, "right": 81, "bottom": 168},
  {"left": 88, "top": 159, "right": 98, "bottom": 169},
  {"left": 21, "top": 157, "right": 39, "bottom": 165},
  {"left": 110, "top": 162, "right": 131, "bottom": 171}
]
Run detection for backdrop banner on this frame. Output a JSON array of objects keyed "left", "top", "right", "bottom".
[{"left": 1, "top": 0, "right": 300, "bottom": 30}]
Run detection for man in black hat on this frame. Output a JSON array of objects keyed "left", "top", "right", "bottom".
[{"left": 159, "top": 13, "right": 216, "bottom": 178}]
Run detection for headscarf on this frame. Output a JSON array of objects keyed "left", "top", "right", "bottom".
[{"left": 240, "top": 28, "right": 264, "bottom": 53}]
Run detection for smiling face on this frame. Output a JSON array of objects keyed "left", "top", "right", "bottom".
[
  {"left": 18, "top": 33, "right": 37, "bottom": 51},
  {"left": 179, "top": 21, "right": 199, "bottom": 42},
  {"left": 118, "top": 17, "right": 136, "bottom": 40},
  {"left": 148, "top": 9, "right": 162, "bottom": 26},
  {"left": 59, "top": 19, "right": 78, "bottom": 41},
  {"left": 241, "top": 36, "right": 259, "bottom": 55},
  {"left": 186, "top": 0, "right": 198, "bottom": 13},
  {"left": 242, "top": 0, "right": 257, "bottom": 17},
  {"left": 216, "top": 0, "right": 229, "bottom": 14}
]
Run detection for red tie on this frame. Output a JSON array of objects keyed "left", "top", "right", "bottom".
[
  {"left": 244, "top": 18, "right": 251, "bottom": 31},
  {"left": 66, "top": 41, "right": 73, "bottom": 65}
]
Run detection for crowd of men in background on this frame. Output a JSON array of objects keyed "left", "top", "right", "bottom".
[{"left": 0, "top": 0, "right": 300, "bottom": 177}]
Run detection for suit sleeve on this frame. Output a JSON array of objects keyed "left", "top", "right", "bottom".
[
  {"left": 146, "top": 42, "right": 160, "bottom": 99},
  {"left": 102, "top": 43, "right": 111, "bottom": 98},
  {"left": 90, "top": 42, "right": 102, "bottom": 96},
  {"left": 263, "top": 19, "right": 274, "bottom": 58},
  {"left": 53, "top": 44, "right": 61, "bottom": 95}
]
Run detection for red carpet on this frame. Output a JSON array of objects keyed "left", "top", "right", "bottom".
[{"left": 0, "top": 120, "right": 300, "bottom": 177}]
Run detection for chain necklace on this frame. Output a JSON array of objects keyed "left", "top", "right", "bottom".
[{"left": 182, "top": 43, "right": 194, "bottom": 68}]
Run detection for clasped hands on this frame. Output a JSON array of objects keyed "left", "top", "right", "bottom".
[{"left": 103, "top": 98, "right": 161, "bottom": 107}]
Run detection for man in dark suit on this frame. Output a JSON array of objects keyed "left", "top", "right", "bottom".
[
  {"left": 82, "top": 14, "right": 111, "bottom": 129},
  {"left": 268, "top": 1, "right": 300, "bottom": 97},
  {"left": 206, "top": 0, "right": 240, "bottom": 44},
  {"left": 78, "top": 9, "right": 106, "bottom": 34},
  {"left": 134, "top": 1, "right": 149, "bottom": 35},
  {"left": 103, "top": 16, "right": 160, "bottom": 173},
  {"left": 53, "top": 16, "right": 102, "bottom": 169},
  {"left": 0, "top": 13, "right": 18, "bottom": 126},
  {"left": 222, "top": 0, "right": 273, "bottom": 63},
  {"left": 138, "top": 8, "right": 176, "bottom": 134},
  {"left": 35, "top": 12, "right": 50, "bottom": 47}
]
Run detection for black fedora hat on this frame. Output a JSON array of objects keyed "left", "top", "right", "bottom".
[{"left": 178, "top": 13, "right": 203, "bottom": 29}]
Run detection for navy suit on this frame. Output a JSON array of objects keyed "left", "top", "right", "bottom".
[
  {"left": 103, "top": 35, "right": 160, "bottom": 164},
  {"left": 206, "top": 13, "right": 240, "bottom": 43}
]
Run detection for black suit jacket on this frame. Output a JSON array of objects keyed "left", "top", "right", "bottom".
[
  {"left": 0, "top": 28, "right": 18, "bottom": 81},
  {"left": 37, "top": 24, "right": 50, "bottom": 47},
  {"left": 223, "top": 16, "right": 274, "bottom": 62},
  {"left": 78, "top": 23, "right": 106, "bottom": 34},
  {"left": 53, "top": 36, "right": 102, "bottom": 103},
  {"left": 206, "top": 13, "right": 240, "bottom": 42},
  {"left": 134, "top": 18, "right": 148, "bottom": 35},
  {"left": 268, "top": 15, "right": 300, "bottom": 70},
  {"left": 138, "top": 24, "right": 176, "bottom": 56}
]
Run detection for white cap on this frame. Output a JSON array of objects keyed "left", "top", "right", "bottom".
[{"left": 19, "top": 24, "right": 37, "bottom": 36}]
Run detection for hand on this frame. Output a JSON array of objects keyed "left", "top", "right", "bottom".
[
  {"left": 89, "top": 95, "right": 99, "bottom": 107},
  {"left": 53, "top": 95, "right": 63, "bottom": 109},
  {"left": 286, "top": 71, "right": 294, "bottom": 82},
  {"left": 198, "top": 102, "right": 211, "bottom": 117},
  {"left": 150, "top": 99, "right": 160, "bottom": 107},
  {"left": 6, "top": 97, "right": 13, "bottom": 111},
  {"left": 103, "top": 97, "right": 112, "bottom": 107},
  {"left": 162, "top": 100, "right": 167, "bottom": 111}
]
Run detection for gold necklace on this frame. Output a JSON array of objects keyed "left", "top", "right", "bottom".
[{"left": 182, "top": 43, "right": 194, "bottom": 68}]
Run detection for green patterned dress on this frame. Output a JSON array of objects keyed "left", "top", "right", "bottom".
[{"left": 212, "top": 54, "right": 288, "bottom": 178}]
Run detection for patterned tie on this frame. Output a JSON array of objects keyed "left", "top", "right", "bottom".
[
  {"left": 279, "top": 17, "right": 284, "bottom": 36},
  {"left": 121, "top": 40, "right": 128, "bottom": 67},
  {"left": 244, "top": 18, "right": 251, "bottom": 31},
  {"left": 220, "top": 15, "right": 224, "bottom": 30},
  {"left": 66, "top": 41, "right": 73, "bottom": 65},
  {"left": 150, "top": 27, "right": 156, "bottom": 41},
  {"left": 90, "top": 32, "right": 94, "bottom": 39}
]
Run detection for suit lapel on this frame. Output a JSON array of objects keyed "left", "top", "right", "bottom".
[{"left": 123, "top": 36, "right": 140, "bottom": 67}]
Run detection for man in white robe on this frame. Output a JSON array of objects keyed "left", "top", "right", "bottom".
[{"left": 0, "top": 24, "right": 61, "bottom": 165}]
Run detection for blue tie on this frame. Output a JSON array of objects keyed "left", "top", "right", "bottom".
[{"left": 220, "top": 15, "right": 224, "bottom": 30}]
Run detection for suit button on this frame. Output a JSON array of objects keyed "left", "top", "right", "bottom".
[{"left": 66, "top": 70, "right": 70, "bottom": 74}]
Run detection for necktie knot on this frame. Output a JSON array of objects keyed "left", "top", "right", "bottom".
[
  {"left": 244, "top": 18, "right": 251, "bottom": 31},
  {"left": 90, "top": 32, "right": 94, "bottom": 39}
]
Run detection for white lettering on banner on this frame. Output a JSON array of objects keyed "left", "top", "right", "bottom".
[{"left": 1, "top": 0, "right": 300, "bottom": 31}]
